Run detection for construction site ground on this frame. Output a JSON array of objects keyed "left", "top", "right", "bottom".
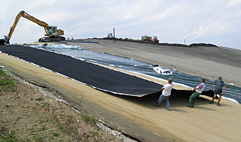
[
  {"left": 0, "top": 69, "right": 122, "bottom": 142},
  {"left": 0, "top": 39, "right": 241, "bottom": 142}
]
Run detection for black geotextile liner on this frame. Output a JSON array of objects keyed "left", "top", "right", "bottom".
[
  {"left": 0, "top": 45, "right": 214, "bottom": 97},
  {"left": 171, "top": 90, "right": 214, "bottom": 98},
  {"left": 0, "top": 45, "right": 163, "bottom": 96}
]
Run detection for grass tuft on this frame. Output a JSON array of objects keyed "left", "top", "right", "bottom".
[
  {"left": 81, "top": 113, "right": 99, "bottom": 127},
  {"left": 41, "top": 102, "right": 50, "bottom": 108},
  {"left": 0, "top": 130, "right": 19, "bottom": 142},
  {"left": 0, "top": 70, "right": 15, "bottom": 91},
  {"left": 35, "top": 97, "right": 44, "bottom": 101}
]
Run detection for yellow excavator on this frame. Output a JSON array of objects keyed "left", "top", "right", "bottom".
[{"left": 0, "top": 10, "right": 65, "bottom": 45}]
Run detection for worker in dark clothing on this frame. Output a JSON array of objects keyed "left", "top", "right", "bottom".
[{"left": 210, "top": 77, "right": 226, "bottom": 107}]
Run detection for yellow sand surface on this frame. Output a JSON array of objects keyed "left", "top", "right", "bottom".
[{"left": 0, "top": 52, "right": 240, "bottom": 142}]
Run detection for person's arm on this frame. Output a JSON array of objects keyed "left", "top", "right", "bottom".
[
  {"left": 192, "top": 88, "right": 197, "bottom": 91},
  {"left": 223, "top": 86, "right": 226, "bottom": 93},
  {"left": 190, "top": 84, "right": 198, "bottom": 91},
  {"left": 196, "top": 84, "right": 202, "bottom": 90},
  {"left": 213, "top": 82, "right": 215, "bottom": 91},
  {"left": 191, "top": 87, "right": 197, "bottom": 91},
  {"left": 161, "top": 87, "right": 164, "bottom": 91}
]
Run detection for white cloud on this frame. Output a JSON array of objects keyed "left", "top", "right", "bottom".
[
  {"left": 186, "top": 21, "right": 230, "bottom": 39},
  {"left": 0, "top": 0, "right": 241, "bottom": 50},
  {"left": 26, "top": 0, "right": 57, "bottom": 10},
  {"left": 228, "top": 0, "right": 241, "bottom": 6}
]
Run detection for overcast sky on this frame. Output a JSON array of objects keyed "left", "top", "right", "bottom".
[{"left": 1, "top": 0, "right": 241, "bottom": 50}]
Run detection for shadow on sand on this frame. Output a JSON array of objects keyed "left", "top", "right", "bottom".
[{"left": 106, "top": 90, "right": 215, "bottom": 111}]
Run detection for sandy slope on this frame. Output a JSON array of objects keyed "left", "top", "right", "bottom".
[{"left": 1, "top": 48, "right": 241, "bottom": 142}]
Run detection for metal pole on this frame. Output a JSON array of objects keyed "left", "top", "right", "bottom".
[{"left": 113, "top": 27, "right": 115, "bottom": 43}]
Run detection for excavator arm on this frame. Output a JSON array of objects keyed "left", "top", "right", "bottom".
[
  {"left": 7, "top": 10, "right": 49, "bottom": 42},
  {"left": 3, "top": 10, "right": 64, "bottom": 44}
]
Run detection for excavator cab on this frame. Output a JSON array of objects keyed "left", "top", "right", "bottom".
[
  {"left": 39, "top": 26, "right": 65, "bottom": 42},
  {"left": 48, "top": 26, "right": 57, "bottom": 36},
  {"left": 47, "top": 26, "right": 64, "bottom": 37}
]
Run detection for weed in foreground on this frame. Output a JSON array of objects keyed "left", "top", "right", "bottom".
[
  {"left": 41, "top": 102, "right": 50, "bottom": 108},
  {"left": 0, "top": 70, "right": 15, "bottom": 91},
  {"left": 33, "top": 135, "right": 41, "bottom": 141},
  {"left": 35, "top": 97, "right": 44, "bottom": 101},
  {"left": 53, "top": 132, "right": 59, "bottom": 137},
  {"left": 90, "top": 130, "right": 99, "bottom": 136},
  {"left": 0, "top": 131, "right": 19, "bottom": 142},
  {"left": 58, "top": 124, "right": 65, "bottom": 131},
  {"left": 81, "top": 113, "right": 99, "bottom": 127}
]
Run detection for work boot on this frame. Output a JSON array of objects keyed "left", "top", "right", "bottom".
[
  {"left": 217, "top": 103, "right": 221, "bottom": 107},
  {"left": 210, "top": 100, "right": 214, "bottom": 104},
  {"left": 154, "top": 104, "right": 160, "bottom": 107},
  {"left": 186, "top": 105, "right": 193, "bottom": 108}
]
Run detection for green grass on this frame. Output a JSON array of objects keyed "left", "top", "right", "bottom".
[
  {"left": 81, "top": 113, "right": 99, "bottom": 127},
  {"left": 41, "top": 102, "right": 50, "bottom": 108},
  {"left": 41, "top": 126, "right": 47, "bottom": 131},
  {"left": 90, "top": 130, "right": 99, "bottom": 136},
  {"left": 35, "top": 97, "right": 44, "bottom": 101},
  {"left": 0, "top": 70, "right": 15, "bottom": 91},
  {"left": 53, "top": 132, "right": 59, "bottom": 137},
  {"left": 58, "top": 124, "right": 65, "bottom": 131},
  {"left": 33, "top": 135, "right": 41, "bottom": 141},
  {"left": 0, "top": 131, "right": 19, "bottom": 142}
]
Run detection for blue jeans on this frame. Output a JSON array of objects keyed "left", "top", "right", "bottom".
[{"left": 157, "top": 94, "right": 170, "bottom": 110}]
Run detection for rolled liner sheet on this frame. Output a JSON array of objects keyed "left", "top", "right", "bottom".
[{"left": 0, "top": 45, "right": 213, "bottom": 97}]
